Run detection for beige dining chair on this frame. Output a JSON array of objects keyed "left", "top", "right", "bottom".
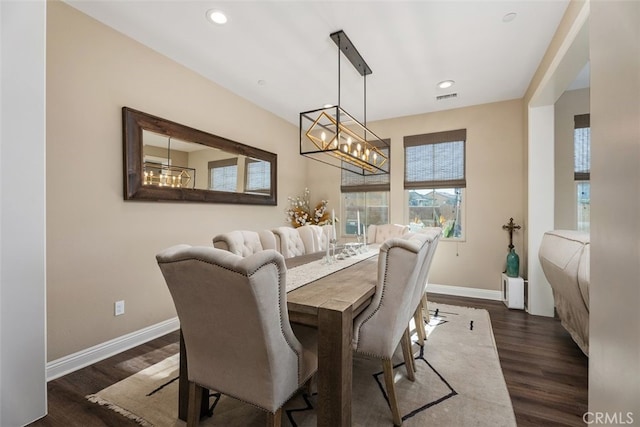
[
  {"left": 296, "top": 224, "right": 325, "bottom": 253},
  {"left": 367, "top": 223, "right": 410, "bottom": 243},
  {"left": 272, "top": 226, "right": 306, "bottom": 258},
  {"left": 156, "top": 245, "right": 317, "bottom": 427},
  {"left": 352, "top": 234, "right": 431, "bottom": 426},
  {"left": 212, "top": 229, "right": 277, "bottom": 257},
  {"left": 410, "top": 227, "right": 443, "bottom": 345}
]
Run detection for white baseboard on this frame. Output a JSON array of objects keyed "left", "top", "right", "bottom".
[
  {"left": 46, "top": 317, "right": 180, "bottom": 381},
  {"left": 46, "top": 285, "right": 499, "bottom": 381},
  {"left": 428, "top": 283, "right": 502, "bottom": 301}
]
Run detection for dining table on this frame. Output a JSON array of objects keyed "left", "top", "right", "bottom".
[{"left": 177, "top": 246, "right": 379, "bottom": 426}]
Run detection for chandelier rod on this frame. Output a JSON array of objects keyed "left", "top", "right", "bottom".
[
  {"left": 337, "top": 32, "right": 341, "bottom": 108},
  {"left": 364, "top": 72, "right": 367, "bottom": 138}
]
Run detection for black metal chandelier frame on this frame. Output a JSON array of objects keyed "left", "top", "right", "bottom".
[{"left": 299, "top": 30, "right": 390, "bottom": 176}]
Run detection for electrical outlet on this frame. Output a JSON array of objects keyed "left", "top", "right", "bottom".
[{"left": 115, "top": 300, "right": 125, "bottom": 316}]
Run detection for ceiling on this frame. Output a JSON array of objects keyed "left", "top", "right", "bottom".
[{"left": 65, "top": 0, "right": 580, "bottom": 125}]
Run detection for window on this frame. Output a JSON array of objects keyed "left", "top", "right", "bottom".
[
  {"left": 209, "top": 158, "right": 237, "bottom": 192},
  {"left": 574, "top": 114, "right": 590, "bottom": 232},
  {"left": 341, "top": 140, "right": 390, "bottom": 235},
  {"left": 342, "top": 192, "right": 389, "bottom": 235},
  {"left": 404, "top": 129, "right": 466, "bottom": 239},
  {"left": 244, "top": 158, "right": 271, "bottom": 194}
]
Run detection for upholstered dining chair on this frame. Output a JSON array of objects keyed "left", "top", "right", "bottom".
[
  {"left": 410, "top": 227, "right": 443, "bottom": 345},
  {"left": 296, "top": 224, "right": 325, "bottom": 253},
  {"left": 156, "top": 245, "right": 317, "bottom": 427},
  {"left": 367, "top": 223, "right": 410, "bottom": 243},
  {"left": 272, "top": 226, "right": 306, "bottom": 258},
  {"left": 212, "top": 229, "right": 277, "bottom": 257},
  {"left": 352, "top": 234, "right": 431, "bottom": 426}
]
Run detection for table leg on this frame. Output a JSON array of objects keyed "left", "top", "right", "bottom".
[
  {"left": 317, "top": 299, "right": 353, "bottom": 427},
  {"left": 178, "top": 330, "right": 209, "bottom": 421}
]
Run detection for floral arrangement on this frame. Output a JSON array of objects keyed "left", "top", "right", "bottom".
[{"left": 285, "top": 188, "right": 333, "bottom": 228}]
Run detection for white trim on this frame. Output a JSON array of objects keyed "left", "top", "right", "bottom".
[
  {"left": 46, "top": 317, "right": 180, "bottom": 382},
  {"left": 427, "top": 283, "right": 502, "bottom": 301},
  {"left": 45, "top": 283, "right": 499, "bottom": 381}
]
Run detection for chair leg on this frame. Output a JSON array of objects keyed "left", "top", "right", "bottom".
[
  {"left": 303, "top": 375, "right": 314, "bottom": 396},
  {"left": 266, "top": 408, "right": 282, "bottom": 427},
  {"left": 413, "top": 301, "right": 426, "bottom": 346},
  {"left": 187, "top": 381, "right": 203, "bottom": 427},
  {"left": 382, "top": 359, "right": 403, "bottom": 426},
  {"left": 422, "top": 293, "right": 430, "bottom": 324},
  {"left": 400, "top": 328, "right": 416, "bottom": 381}
]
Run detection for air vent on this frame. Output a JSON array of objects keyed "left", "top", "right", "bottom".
[{"left": 436, "top": 93, "right": 458, "bottom": 100}]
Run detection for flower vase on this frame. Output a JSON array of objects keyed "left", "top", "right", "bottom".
[{"left": 506, "top": 248, "right": 519, "bottom": 278}]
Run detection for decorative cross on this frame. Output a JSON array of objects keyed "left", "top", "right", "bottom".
[{"left": 502, "top": 217, "right": 521, "bottom": 250}]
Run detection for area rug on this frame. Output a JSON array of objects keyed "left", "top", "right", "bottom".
[{"left": 87, "top": 303, "right": 516, "bottom": 426}]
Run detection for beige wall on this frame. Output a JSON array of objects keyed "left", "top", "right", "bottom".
[
  {"left": 590, "top": 0, "right": 640, "bottom": 416},
  {"left": 45, "top": 0, "right": 527, "bottom": 361},
  {"left": 308, "top": 99, "right": 525, "bottom": 292},
  {"left": 554, "top": 88, "right": 590, "bottom": 229},
  {"left": 46, "top": 1, "right": 306, "bottom": 361}
]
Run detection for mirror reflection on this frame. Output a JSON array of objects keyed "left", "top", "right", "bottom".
[
  {"left": 123, "top": 107, "right": 277, "bottom": 205},
  {"left": 142, "top": 130, "right": 272, "bottom": 194}
]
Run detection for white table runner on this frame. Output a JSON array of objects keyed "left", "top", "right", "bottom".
[{"left": 286, "top": 244, "right": 379, "bottom": 292}]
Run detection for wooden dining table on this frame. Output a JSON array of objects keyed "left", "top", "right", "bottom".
[{"left": 177, "top": 249, "right": 378, "bottom": 426}]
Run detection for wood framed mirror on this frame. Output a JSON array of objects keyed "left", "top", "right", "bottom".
[{"left": 123, "top": 107, "right": 277, "bottom": 205}]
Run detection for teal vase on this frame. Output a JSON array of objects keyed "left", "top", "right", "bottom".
[{"left": 506, "top": 248, "right": 519, "bottom": 278}]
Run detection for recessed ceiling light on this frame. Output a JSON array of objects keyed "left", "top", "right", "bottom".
[
  {"left": 206, "top": 9, "right": 228, "bottom": 25},
  {"left": 437, "top": 80, "right": 455, "bottom": 89},
  {"left": 502, "top": 12, "right": 517, "bottom": 23}
]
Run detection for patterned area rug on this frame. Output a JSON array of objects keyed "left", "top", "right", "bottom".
[{"left": 87, "top": 303, "right": 516, "bottom": 426}]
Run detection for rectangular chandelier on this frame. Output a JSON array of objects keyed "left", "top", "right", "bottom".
[
  {"left": 299, "top": 30, "right": 390, "bottom": 176},
  {"left": 300, "top": 105, "right": 389, "bottom": 175}
]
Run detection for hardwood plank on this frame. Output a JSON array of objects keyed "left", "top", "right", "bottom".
[{"left": 428, "top": 294, "right": 588, "bottom": 427}]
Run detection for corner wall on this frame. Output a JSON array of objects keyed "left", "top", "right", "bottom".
[
  {"left": 308, "top": 99, "right": 525, "bottom": 294},
  {"left": 589, "top": 0, "right": 640, "bottom": 417},
  {"left": 46, "top": 1, "right": 305, "bottom": 361},
  {"left": 1, "top": 0, "right": 47, "bottom": 424}
]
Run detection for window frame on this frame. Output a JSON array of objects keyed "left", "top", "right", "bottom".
[
  {"left": 244, "top": 157, "right": 271, "bottom": 195},
  {"left": 340, "top": 139, "right": 390, "bottom": 236},
  {"left": 208, "top": 158, "right": 238, "bottom": 192},
  {"left": 341, "top": 191, "right": 390, "bottom": 236},
  {"left": 403, "top": 129, "right": 467, "bottom": 240},
  {"left": 574, "top": 114, "right": 590, "bottom": 231}
]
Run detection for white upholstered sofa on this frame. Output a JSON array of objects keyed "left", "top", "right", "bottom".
[{"left": 538, "top": 230, "right": 590, "bottom": 355}]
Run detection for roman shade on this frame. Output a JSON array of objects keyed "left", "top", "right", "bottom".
[
  {"left": 404, "top": 129, "right": 466, "bottom": 189},
  {"left": 341, "top": 139, "right": 390, "bottom": 193}
]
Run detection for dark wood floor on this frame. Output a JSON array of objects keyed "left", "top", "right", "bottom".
[
  {"left": 431, "top": 295, "right": 588, "bottom": 427},
  {"left": 29, "top": 294, "right": 588, "bottom": 427}
]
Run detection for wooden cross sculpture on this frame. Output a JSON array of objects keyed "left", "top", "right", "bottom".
[{"left": 502, "top": 217, "right": 521, "bottom": 250}]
